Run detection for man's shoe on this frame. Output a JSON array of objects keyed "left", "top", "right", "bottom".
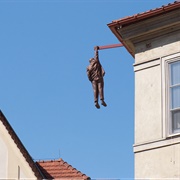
[
  {"left": 95, "top": 102, "right": 100, "bottom": 109},
  {"left": 101, "top": 100, "right": 107, "bottom": 107}
]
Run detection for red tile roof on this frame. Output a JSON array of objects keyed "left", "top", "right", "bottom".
[
  {"left": 108, "top": 1, "right": 180, "bottom": 27},
  {"left": 108, "top": 1, "right": 180, "bottom": 57},
  {"left": 36, "top": 158, "right": 90, "bottom": 180}
]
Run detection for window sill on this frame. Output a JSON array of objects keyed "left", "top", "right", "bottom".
[{"left": 166, "top": 132, "right": 180, "bottom": 139}]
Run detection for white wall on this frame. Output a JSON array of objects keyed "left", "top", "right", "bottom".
[
  {"left": 134, "top": 26, "right": 180, "bottom": 179},
  {"left": 134, "top": 61, "right": 162, "bottom": 144},
  {"left": 0, "top": 120, "right": 37, "bottom": 179},
  {"left": 135, "top": 143, "right": 180, "bottom": 179},
  {"left": 0, "top": 136, "right": 8, "bottom": 178}
]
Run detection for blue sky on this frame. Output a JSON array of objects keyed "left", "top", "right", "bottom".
[{"left": 0, "top": 0, "right": 173, "bottom": 179}]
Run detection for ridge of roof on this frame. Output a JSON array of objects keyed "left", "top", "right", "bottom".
[
  {"left": 108, "top": 1, "right": 180, "bottom": 27},
  {"left": 0, "top": 110, "right": 43, "bottom": 179},
  {"left": 36, "top": 158, "right": 90, "bottom": 180}
]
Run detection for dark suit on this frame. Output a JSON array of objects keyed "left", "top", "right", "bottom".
[{"left": 87, "top": 50, "right": 105, "bottom": 103}]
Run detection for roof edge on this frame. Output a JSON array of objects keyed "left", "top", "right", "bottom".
[
  {"left": 0, "top": 110, "right": 43, "bottom": 179},
  {"left": 108, "top": 1, "right": 180, "bottom": 27},
  {"left": 107, "top": 1, "right": 180, "bottom": 57}
]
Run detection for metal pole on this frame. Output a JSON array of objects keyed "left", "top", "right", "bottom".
[{"left": 97, "top": 43, "right": 123, "bottom": 50}]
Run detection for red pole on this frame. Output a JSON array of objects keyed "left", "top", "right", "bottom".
[{"left": 98, "top": 43, "right": 123, "bottom": 50}]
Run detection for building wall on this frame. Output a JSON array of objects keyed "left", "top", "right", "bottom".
[
  {"left": 0, "top": 120, "right": 37, "bottom": 179},
  {"left": 135, "top": 142, "right": 180, "bottom": 179},
  {"left": 134, "top": 30, "right": 180, "bottom": 179},
  {"left": 135, "top": 30, "right": 180, "bottom": 63},
  {"left": 0, "top": 135, "right": 8, "bottom": 177},
  {"left": 135, "top": 62, "right": 162, "bottom": 144}
]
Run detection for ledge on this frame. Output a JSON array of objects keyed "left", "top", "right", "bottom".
[{"left": 134, "top": 135, "right": 180, "bottom": 153}]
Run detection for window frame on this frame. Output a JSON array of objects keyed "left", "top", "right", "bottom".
[
  {"left": 168, "top": 60, "right": 180, "bottom": 134},
  {"left": 161, "top": 53, "right": 180, "bottom": 137}
]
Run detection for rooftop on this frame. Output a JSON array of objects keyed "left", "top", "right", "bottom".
[
  {"left": 36, "top": 158, "right": 90, "bottom": 180},
  {"left": 108, "top": 1, "right": 180, "bottom": 57},
  {"left": 108, "top": 1, "right": 180, "bottom": 27}
]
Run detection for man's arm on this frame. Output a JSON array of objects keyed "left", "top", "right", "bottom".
[{"left": 94, "top": 46, "right": 99, "bottom": 62}]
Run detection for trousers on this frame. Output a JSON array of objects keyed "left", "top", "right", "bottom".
[{"left": 92, "top": 78, "right": 104, "bottom": 102}]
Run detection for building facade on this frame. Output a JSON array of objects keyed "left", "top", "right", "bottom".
[
  {"left": 108, "top": 1, "right": 180, "bottom": 179},
  {"left": 0, "top": 111, "right": 41, "bottom": 179}
]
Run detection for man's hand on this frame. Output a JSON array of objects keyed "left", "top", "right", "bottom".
[{"left": 94, "top": 46, "right": 99, "bottom": 51}]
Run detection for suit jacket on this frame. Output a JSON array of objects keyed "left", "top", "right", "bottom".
[{"left": 87, "top": 50, "right": 105, "bottom": 82}]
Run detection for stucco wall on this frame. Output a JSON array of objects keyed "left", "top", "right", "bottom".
[
  {"left": 134, "top": 30, "right": 180, "bottom": 64},
  {"left": 135, "top": 143, "right": 180, "bottom": 179},
  {"left": 134, "top": 29, "right": 180, "bottom": 178},
  {"left": 0, "top": 136, "right": 8, "bottom": 177},
  {"left": 134, "top": 62, "right": 162, "bottom": 144},
  {"left": 0, "top": 120, "right": 37, "bottom": 179}
]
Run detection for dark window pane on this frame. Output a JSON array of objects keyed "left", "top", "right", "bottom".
[{"left": 172, "top": 110, "right": 180, "bottom": 133}]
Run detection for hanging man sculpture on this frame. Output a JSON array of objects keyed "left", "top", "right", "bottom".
[{"left": 87, "top": 46, "right": 107, "bottom": 109}]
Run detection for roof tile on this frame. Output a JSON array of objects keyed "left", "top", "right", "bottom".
[
  {"left": 36, "top": 158, "right": 90, "bottom": 180},
  {"left": 111, "top": 1, "right": 180, "bottom": 26}
]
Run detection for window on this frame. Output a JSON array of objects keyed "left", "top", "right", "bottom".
[{"left": 169, "top": 60, "right": 180, "bottom": 134}]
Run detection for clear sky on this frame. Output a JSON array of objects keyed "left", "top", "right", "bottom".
[{"left": 0, "top": 0, "right": 173, "bottom": 179}]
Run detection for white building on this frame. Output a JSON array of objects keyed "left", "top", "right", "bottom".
[
  {"left": 0, "top": 110, "right": 41, "bottom": 179},
  {"left": 108, "top": 1, "right": 180, "bottom": 179}
]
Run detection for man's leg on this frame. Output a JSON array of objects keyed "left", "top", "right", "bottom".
[
  {"left": 92, "top": 81, "right": 100, "bottom": 109},
  {"left": 98, "top": 79, "right": 107, "bottom": 107}
]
